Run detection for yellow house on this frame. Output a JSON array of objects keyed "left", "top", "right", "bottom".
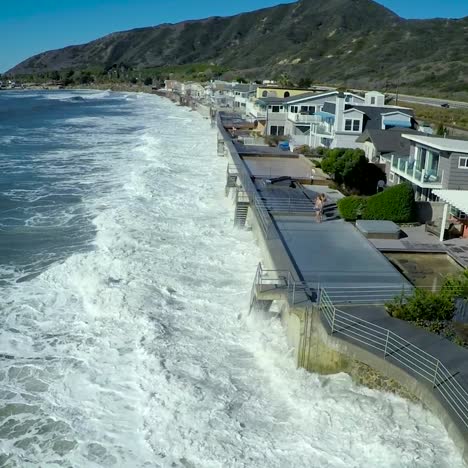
[{"left": 256, "top": 86, "right": 312, "bottom": 99}]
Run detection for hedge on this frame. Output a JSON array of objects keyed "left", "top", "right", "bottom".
[
  {"left": 337, "top": 183, "right": 416, "bottom": 222},
  {"left": 364, "top": 183, "right": 416, "bottom": 223},
  {"left": 337, "top": 196, "right": 367, "bottom": 221}
]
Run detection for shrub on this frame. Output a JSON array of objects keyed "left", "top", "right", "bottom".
[
  {"left": 386, "top": 289, "right": 455, "bottom": 322},
  {"left": 311, "top": 159, "right": 322, "bottom": 168},
  {"left": 363, "top": 183, "right": 416, "bottom": 223},
  {"left": 337, "top": 195, "right": 368, "bottom": 221},
  {"left": 295, "top": 145, "right": 314, "bottom": 157}
]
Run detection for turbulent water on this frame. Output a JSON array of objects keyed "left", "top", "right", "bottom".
[{"left": 0, "top": 90, "right": 464, "bottom": 468}]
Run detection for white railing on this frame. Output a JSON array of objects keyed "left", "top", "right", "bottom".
[
  {"left": 291, "top": 114, "right": 321, "bottom": 124},
  {"left": 319, "top": 288, "right": 468, "bottom": 432},
  {"left": 323, "top": 284, "right": 410, "bottom": 305}
]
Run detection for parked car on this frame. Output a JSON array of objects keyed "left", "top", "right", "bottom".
[{"left": 441, "top": 103, "right": 450, "bottom": 108}]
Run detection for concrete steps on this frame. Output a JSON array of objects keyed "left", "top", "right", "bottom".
[{"left": 234, "top": 202, "right": 249, "bottom": 227}]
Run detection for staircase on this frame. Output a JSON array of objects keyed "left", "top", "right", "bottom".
[
  {"left": 234, "top": 188, "right": 249, "bottom": 227},
  {"left": 234, "top": 202, "right": 249, "bottom": 227}
]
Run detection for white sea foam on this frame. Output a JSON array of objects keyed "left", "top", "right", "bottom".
[{"left": 0, "top": 92, "right": 465, "bottom": 467}]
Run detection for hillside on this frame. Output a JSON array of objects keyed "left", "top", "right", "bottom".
[{"left": 7, "top": 0, "right": 468, "bottom": 97}]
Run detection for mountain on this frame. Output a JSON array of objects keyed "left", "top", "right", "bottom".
[{"left": 7, "top": 0, "right": 468, "bottom": 96}]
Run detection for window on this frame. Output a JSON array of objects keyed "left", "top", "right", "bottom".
[
  {"left": 262, "top": 91, "right": 268, "bottom": 97},
  {"left": 300, "top": 105, "right": 315, "bottom": 114},
  {"left": 290, "top": 106, "right": 299, "bottom": 113},
  {"left": 270, "top": 126, "right": 284, "bottom": 136},
  {"left": 459, "top": 157, "right": 468, "bottom": 169},
  {"left": 345, "top": 119, "right": 361, "bottom": 132},
  {"left": 389, "top": 172, "right": 395, "bottom": 183},
  {"left": 371, "top": 97, "right": 376, "bottom": 105},
  {"left": 272, "top": 106, "right": 281, "bottom": 112},
  {"left": 284, "top": 91, "right": 290, "bottom": 98}
]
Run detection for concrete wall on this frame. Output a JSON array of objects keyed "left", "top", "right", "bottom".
[
  {"left": 415, "top": 201, "right": 446, "bottom": 224},
  {"left": 293, "top": 305, "right": 468, "bottom": 464}
]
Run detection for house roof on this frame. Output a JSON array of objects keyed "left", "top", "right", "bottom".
[
  {"left": 433, "top": 190, "right": 468, "bottom": 213},
  {"left": 402, "top": 134, "right": 468, "bottom": 153},
  {"left": 257, "top": 97, "right": 286, "bottom": 105},
  {"left": 232, "top": 84, "right": 256, "bottom": 92},
  {"left": 356, "top": 128, "right": 422, "bottom": 155},
  {"left": 283, "top": 91, "right": 326, "bottom": 103},
  {"left": 321, "top": 103, "right": 414, "bottom": 131}
]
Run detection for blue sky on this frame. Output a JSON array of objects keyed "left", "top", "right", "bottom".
[{"left": 1, "top": 0, "right": 467, "bottom": 73}]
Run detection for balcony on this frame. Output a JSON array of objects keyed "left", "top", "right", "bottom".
[
  {"left": 390, "top": 155, "right": 444, "bottom": 188},
  {"left": 290, "top": 113, "right": 320, "bottom": 124}
]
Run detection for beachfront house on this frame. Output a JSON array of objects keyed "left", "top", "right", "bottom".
[
  {"left": 248, "top": 90, "right": 365, "bottom": 143},
  {"left": 232, "top": 84, "right": 257, "bottom": 112},
  {"left": 306, "top": 92, "right": 417, "bottom": 150},
  {"left": 356, "top": 128, "right": 423, "bottom": 163},
  {"left": 383, "top": 134, "right": 468, "bottom": 202}
]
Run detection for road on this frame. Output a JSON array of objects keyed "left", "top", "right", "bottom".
[
  {"left": 379, "top": 93, "right": 468, "bottom": 110},
  {"left": 312, "top": 85, "right": 468, "bottom": 110}
]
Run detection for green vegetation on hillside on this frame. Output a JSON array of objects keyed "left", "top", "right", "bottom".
[
  {"left": 3, "top": 62, "right": 229, "bottom": 87},
  {"left": 5, "top": 0, "right": 468, "bottom": 98}
]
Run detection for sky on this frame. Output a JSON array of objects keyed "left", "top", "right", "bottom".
[{"left": 1, "top": 0, "right": 467, "bottom": 73}]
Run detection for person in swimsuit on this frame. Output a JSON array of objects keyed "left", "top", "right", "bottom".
[{"left": 315, "top": 193, "right": 326, "bottom": 223}]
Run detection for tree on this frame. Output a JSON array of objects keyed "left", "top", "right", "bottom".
[
  {"left": 321, "top": 148, "right": 385, "bottom": 194},
  {"left": 436, "top": 122, "right": 447, "bottom": 136},
  {"left": 49, "top": 70, "right": 60, "bottom": 81},
  {"left": 130, "top": 77, "right": 138, "bottom": 84},
  {"left": 144, "top": 77, "right": 153, "bottom": 86},
  {"left": 79, "top": 71, "right": 94, "bottom": 84},
  {"left": 297, "top": 78, "right": 312, "bottom": 88}
]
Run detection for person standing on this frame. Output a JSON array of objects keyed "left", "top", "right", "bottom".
[{"left": 315, "top": 193, "right": 326, "bottom": 223}]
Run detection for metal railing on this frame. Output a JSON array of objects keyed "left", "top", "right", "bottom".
[
  {"left": 250, "top": 265, "right": 468, "bottom": 431},
  {"left": 260, "top": 197, "right": 318, "bottom": 213},
  {"left": 249, "top": 263, "right": 312, "bottom": 311},
  {"left": 319, "top": 288, "right": 468, "bottom": 431},
  {"left": 323, "top": 284, "right": 410, "bottom": 305},
  {"left": 218, "top": 115, "right": 276, "bottom": 239}
]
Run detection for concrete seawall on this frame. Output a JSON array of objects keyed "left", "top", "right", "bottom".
[{"left": 216, "top": 113, "right": 468, "bottom": 465}]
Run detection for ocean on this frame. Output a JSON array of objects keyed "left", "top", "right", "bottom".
[{"left": 0, "top": 90, "right": 464, "bottom": 467}]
